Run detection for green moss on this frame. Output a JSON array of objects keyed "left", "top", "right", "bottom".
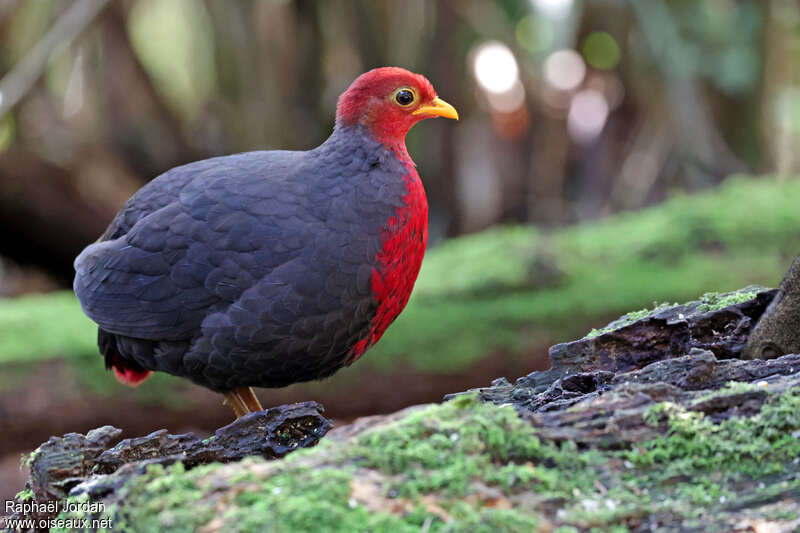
[
  {"left": 586, "top": 286, "right": 763, "bottom": 339},
  {"left": 56, "top": 396, "right": 561, "bottom": 532},
  {"left": 692, "top": 381, "right": 764, "bottom": 404},
  {"left": 587, "top": 301, "right": 677, "bottom": 338},
  {"left": 694, "top": 288, "right": 763, "bottom": 313},
  {"left": 642, "top": 401, "right": 679, "bottom": 427},
  {"left": 65, "top": 449, "right": 546, "bottom": 532},
  {"left": 52, "top": 493, "right": 125, "bottom": 533},
  {"left": 51, "top": 387, "right": 800, "bottom": 532},
  {"left": 108, "top": 463, "right": 215, "bottom": 533},
  {"left": 21, "top": 448, "right": 39, "bottom": 468},
  {"left": 768, "top": 509, "right": 799, "bottom": 521},
  {"left": 627, "top": 387, "right": 800, "bottom": 478},
  {"left": 345, "top": 394, "right": 598, "bottom": 499},
  {"left": 14, "top": 488, "right": 33, "bottom": 502}
]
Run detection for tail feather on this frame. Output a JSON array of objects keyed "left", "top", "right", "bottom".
[{"left": 98, "top": 329, "right": 152, "bottom": 387}]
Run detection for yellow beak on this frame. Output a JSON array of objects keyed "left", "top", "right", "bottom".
[{"left": 412, "top": 97, "right": 459, "bottom": 120}]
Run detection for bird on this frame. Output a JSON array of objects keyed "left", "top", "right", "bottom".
[{"left": 73, "top": 67, "right": 458, "bottom": 418}]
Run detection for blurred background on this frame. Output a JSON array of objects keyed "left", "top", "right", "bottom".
[{"left": 0, "top": 0, "right": 799, "bottom": 499}]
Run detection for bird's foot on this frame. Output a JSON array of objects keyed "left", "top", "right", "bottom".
[{"left": 223, "top": 386, "right": 264, "bottom": 418}]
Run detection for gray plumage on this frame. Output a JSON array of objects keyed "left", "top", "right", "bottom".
[{"left": 74, "top": 125, "right": 409, "bottom": 391}]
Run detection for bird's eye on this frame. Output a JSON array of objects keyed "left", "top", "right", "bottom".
[{"left": 394, "top": 88, "right": 415, "bottom": 107}]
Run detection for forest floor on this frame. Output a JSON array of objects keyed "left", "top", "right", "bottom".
[{"left": 5, "top": 286, "right": 800, "bottom": 532}]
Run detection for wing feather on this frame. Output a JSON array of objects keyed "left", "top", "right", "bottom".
[{"left": 74, "top": 151, "right": 303, "bottom": 341}]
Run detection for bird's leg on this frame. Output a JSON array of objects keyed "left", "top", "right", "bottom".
[
  {"left": 234, "top": 386, "right": 263, "bottom": 413},
  {"left": 223, "top": 391, "right": 249, "bottom": 418}
]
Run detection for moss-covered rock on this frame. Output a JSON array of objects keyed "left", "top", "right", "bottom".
[
  {"left": 39, "top": 382, "right": 800, "bottom": 532},
  {"left": 8, "top": 286, "right": 800, "bottom": 532},
  {"left": 587, "top": 286, "right": 766, "bottom": 338}
]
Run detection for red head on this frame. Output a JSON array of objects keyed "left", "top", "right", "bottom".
[{"left": 336, "top": 67, "right": 458, "bottom": 150}]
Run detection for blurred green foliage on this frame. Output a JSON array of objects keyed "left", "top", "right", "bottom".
[
  {"left": 0, "top": 291, "right": 94, "bottom": 364},
  {"left": 515, "top": 15, "right": 555, "bottom": 55},
  {"left": 669, "top": 0, "right": 762, "bottom": 94},
  {"left": 127, "top": 0, "right": 217, "bottom": 120}
]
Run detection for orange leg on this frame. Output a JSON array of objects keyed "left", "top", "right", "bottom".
[
  {"left": 235, "top": 386, "right": 264, "bottom": 413},
  {"left": 223, "top": 391, "right": 249, "bottom": 418},
  {"left": 222, "top": 387, "right": 263, "bottom": 418}
]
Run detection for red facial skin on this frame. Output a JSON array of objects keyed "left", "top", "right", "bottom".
[
  {"left": 336, "top": 67, "right": 439, "bottom": 159},
  {"left": 336, "top": 67, "right": 442, "bottom": 360}
]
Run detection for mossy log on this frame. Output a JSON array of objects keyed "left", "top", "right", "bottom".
[{"left": 5, "top": 286, "right": 800, "bottom": 532}]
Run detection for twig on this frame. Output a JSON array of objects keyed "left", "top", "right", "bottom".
[{"left": 0, "top": 0, "right": 110, "bottom": 119}]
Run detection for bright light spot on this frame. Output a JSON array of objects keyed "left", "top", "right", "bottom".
[
  {"left": 487, "top": 80, "right": 526, "bottom": 113},
  {"left": 582, "top": 32, "right": 621, "bottom": 70},
  {"left": 473, "top": 41, "right": 519, "bottom": 94},
  {"left": 544, "top": 49, "right": 585, "bottom": 91},
  {"left": 0, "top": 91, "right": 4, "bottom": 107},
  {"left": 531, "top": 0, "right": 573, "bottom": 19},
  {"left": 567, "top": 89, "right": 609, "bottom": 144}
]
